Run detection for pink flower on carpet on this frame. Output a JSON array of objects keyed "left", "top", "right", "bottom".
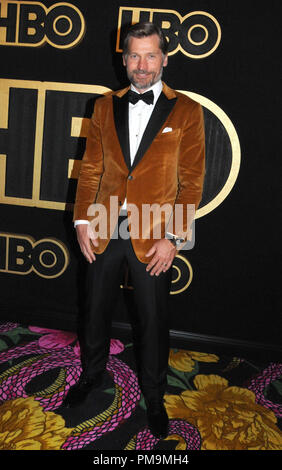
[
  {"left": 29, "top": 326, "right": 77, "bottom": 350},
  {"left": 67, "top": 339, "right": 124, "bottom": 358},
  {"left": 73, "top": 341, "right": 81, "bottom": 358},
  {"left": 110, "top": 339, "right": 124, "bottom": 355},
  {"left": 28, "top": 326, "right": 124, "bottom": 357}
]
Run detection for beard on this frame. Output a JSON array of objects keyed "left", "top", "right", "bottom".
[{"left": 127, "top": 67, "right": 163, "bottom": 91}]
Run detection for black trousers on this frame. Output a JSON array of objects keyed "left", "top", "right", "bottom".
[{"left": 78, "top": 216, "right": 172, "bottom": 404}]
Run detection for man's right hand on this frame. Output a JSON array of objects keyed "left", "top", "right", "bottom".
[{"left": 76, "top": 224, "right": 98, "bottom": 263}]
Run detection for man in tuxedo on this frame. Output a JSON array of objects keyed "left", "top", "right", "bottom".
[{"left": 64, "top": 22, "right": 205, "bottom": 439}]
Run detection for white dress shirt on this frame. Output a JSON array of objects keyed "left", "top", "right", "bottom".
[{"left": 75, "top": 80, "right": 163, "bottom": 226}]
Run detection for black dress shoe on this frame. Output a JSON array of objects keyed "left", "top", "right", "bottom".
[
  {"left": 146, "top": 402, "right": 169, "bottom": 439},
  {"left": 63, "top": 371, "right": 104, "bottom": 408}
]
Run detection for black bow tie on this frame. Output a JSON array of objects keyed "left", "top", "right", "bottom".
[{"left": 128, "top": 89, "right": 154, "bottom": 105}]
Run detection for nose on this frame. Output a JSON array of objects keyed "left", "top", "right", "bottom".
[{"left": 137, "top": 56, "right": 147, "bottom": 71}]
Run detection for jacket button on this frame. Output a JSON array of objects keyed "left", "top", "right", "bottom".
[{"left": 128, "top": 175, "right": 133, "bottom": 180}]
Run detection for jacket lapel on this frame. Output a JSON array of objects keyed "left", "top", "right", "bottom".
[
  {"left": 131, "top": 92, "right": 177, "bottom": 171},
  {"left": 112, "top": 91, "right": 131, "bottom": 171},
  {"left": 112, "top": 83, "right": 177, "bottom": 172}
]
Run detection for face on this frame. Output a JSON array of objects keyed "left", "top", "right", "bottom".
[{"left": 123, "top": 34, "right": 168, "bottom": 92}]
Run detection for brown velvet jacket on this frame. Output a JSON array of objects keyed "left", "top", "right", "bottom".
[{"left": 73, "top": 82, "right": 205, "bottom": 263}]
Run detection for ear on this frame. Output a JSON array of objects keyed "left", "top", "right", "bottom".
[
  {"left": 122, "top": 54, "right": 127, "bottom": 67},
  {"left": 163, "top": 54, "right": 168, "bottom": 67}
]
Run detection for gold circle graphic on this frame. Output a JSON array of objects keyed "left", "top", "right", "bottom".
[
  {"left": 171, "top": 265, "right": 181, "bottom": 284},
  {"left": 39, "top": 250, "right": 57, "bottom": 269},
  {"left": 170, "top": 254, "right": 193, "bottom": 295},
  {"left": 178, "top": 90, "right": 241, "bottom": 219},
  {"left": 179, "top": 11, "right": 221, "bottom": 59},
  {"left": 53, "top": 15, "right": 73, "bottom": 37},
  {"left": 187, "top": 24, "right": 209, "bottom": 46},
  {"left": 46, "top": 3, "right": 86, "bottom": 49},
  {"left": 33, "top": 238, "right": 69, "bottom": 279}
]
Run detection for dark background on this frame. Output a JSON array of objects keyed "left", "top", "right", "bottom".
[{"left": 0, "top": 0, "right": 281, "bottom": 353}]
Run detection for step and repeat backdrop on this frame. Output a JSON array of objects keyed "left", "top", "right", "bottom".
[{"left": 0, "top": 0, "right": 280, "bottom": 348}]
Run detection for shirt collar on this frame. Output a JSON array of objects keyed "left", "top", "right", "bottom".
[{"left": 130, "top": 80, "right": 163, "bottom": 104}]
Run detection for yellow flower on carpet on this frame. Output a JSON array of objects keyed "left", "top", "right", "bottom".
[
  {"left": 168, "top": 349, "right": 219, "bottom": 372},
  {"left": 0, "top": 397, "right": 73, "bottom": 450},
  {"left": 165, "top": 375, "right": 282, "bottom": 450}
]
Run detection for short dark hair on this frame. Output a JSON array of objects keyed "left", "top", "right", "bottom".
[{"left": 122, "top": 22, "right": 168, "bottom": 56}]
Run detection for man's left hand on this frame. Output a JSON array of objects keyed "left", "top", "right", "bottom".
[{"left": 145, "top": 239, "right": 177, "bottom": 276}]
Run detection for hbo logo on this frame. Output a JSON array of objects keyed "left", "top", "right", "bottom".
[
  {"left": 117, "top": 8, "right": 221, "bottom": 59},
  {"left": 0, "top": 1, "right": 85, "bottom": 48},
  {"left": 0, "top": 233, "right": 69, "bottom": 278}
]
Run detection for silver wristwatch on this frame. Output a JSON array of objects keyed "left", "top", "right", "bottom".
[{"left": 166, "top": 234, "right": 185, "bottom": 248}]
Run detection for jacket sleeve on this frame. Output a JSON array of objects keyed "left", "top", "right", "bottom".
[{"left": 73, "top": 99, "right": 104, "bottom": 222}]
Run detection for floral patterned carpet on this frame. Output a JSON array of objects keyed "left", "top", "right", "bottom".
[{"left": 0, "top": 321, "right": 281, "bottom": 451}]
